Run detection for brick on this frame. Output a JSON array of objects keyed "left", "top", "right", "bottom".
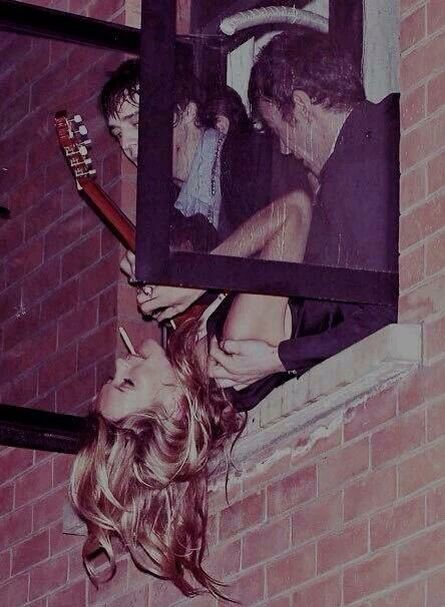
[
  {"left": 105, "top": 585, "right": 150, "bottom": 607},
  {"left": 79, "top": 250, "right": 119, "bottom": 300},
  {"left": 0, "top": 549, "right": 10, "bottom": 582},
  {"left": 44, "top": 209, "right": 83, "bottom": 259},
  {"left": 30, "top": 60, "right": 68, "bottom": 110},
  {"left": 22, "top": 258, "right": 61, "bottom": 308},
  {"left": 0, "top": 484, "right": 14, "bottom": 516},
  {"left": 33, "top": 485, "right": 67, "bottom": 531},
  {"left": 427, "top": 567, "right": 445, "bottom": 606},
  {"left": 0, "top": 371, "right": 38, "bottom": 407},
  {"left": 400, "top": 245, "right": 425, "bottom": 291},
  {"left": 266, "top": 598, "right": 290, "bottom": 607},
  {"left": 401, "top": 111, "right": 445, "bottom": 171},
  {"left": 428, "top": 71, "right": 445, "bottom": 115},
  {"left": 53, "top": 453, "right": 74, "bottom": 487},
  {"left": 399, "top": 439, "right": 445, "bottom": 496},
  {"left": 427, "top": 0, "right": 445, "bottom": 34},
  {"left": 267, "top": 466, "right": 316, "bottom": 516},
  {"left": 218, "top": 567, "right": 264, "bottom": 607},
  {"left": 371, "top": 580, "right": 425, "bottom": 607},
  {"left": 266, "top": 544, "right": 315, "bottom": 597},
  {"left": 0, "top": 506, "right": 32, "bottom": 551},
  {"left": 399, "top": 524, "right": 445, "bottom": 580},
  {"left": 292, "top": 574, "right": 341, "bottom": 607},
  {"left": 370, "top": 495, "right": 425, "bottom": 550},
  {"left": 427, "top": 482, "right": 445, "bottom": 525},
  {"left": 428, "top": 150, "right": 445, "bottom": 195},
  {"left": 0, "top": 573, "right": 29, "bottom": 607},
  {"left": 24, "top": 189, "right": 62, "bottom": 239},
  {"left": 49, "top": 521, "right": 83, "bottom": 556},
  {"left": 206, "top": 540, "right": 241, "bottom": 579},
  {"left": 61, "top": 231, "right": 101, "bottom": 281},
  {"left": 56, "top": 367, "right": 95, "bottom": 413},
  {"left": 29, "top": 553, "right": 68, "bottom": 601},
  {"left": 99, "top": 285, "right": 118, "bottom": 323},
  {"left": 318, "top": 439, "right": 369, "bottom": 493},
  {"left": 343, "top": 551, "right": 396, "bottom": 605},
  {"left": 398, "top": 368, "right": 426, "bottom": 412},
  {"left": 426, "top": 231, "right": 445, "bottom": 277},
  {"left": 219, "top": 491, "right": 264, "bottom": 540},
  {"left": 5, "top": 238, "right": 44, "bottom": 287},
  {"left": 40, "top": 279, "right": 79, "bottom": 325},
  {"left": 426, "top": 317, "right": 445, "bottom": 362},
  {"left": 401, "top": 31, "right": 445, "bottom": 91},
  {"left": 401, "top": 165, "right": 427, "bottom": 211},
  {"left": 0, "top": 284, "right": 21, "bottom": 324},
  {"left": 3, "top": 306, "right": 41, "bottom": 351},
  {"left": 401, "top": 5, "right": 426, "bottom": 51},
  {"left": 0, "top": 448, "right": 33, "bottom": 485},
  {"left": 400, "top": 192, "right": 445, "bottom": 250},
  {"left": 317, "top": 521, "right": 368, "bottom": 574},
  {"left": 371, "top": 409, "right": 425, "bottom": 467},
  {"left": 48, "top": 578, "right": 86, "bottom": 607},
  {"left": 15, "top": 460, "right": 52, "bottom": 507},
  {"left": 78, "top": 320, "right": 116, "bottom": 369},
  {"left": 57, "top": 298, "right": 98, "bottom": 345},
  {"left": 344, "top": 388, "right": 397, "bottom": 441},
  {"left": 344, "top": 467, "right": 397, "bottom": 521},
  {"left": 292, "top": 493, "right": 342, "bottom": 545},
  {"left": 38, "top": 346, "right": 77, "bottom": 395},
  {"left": 291, "top": 428, "right": 342, "bottom": 466},
  {"left": 242, "top": 518, "right": 290, "bottom": 568},
  {"left": 11, "top": 530, "right": 49, "bottom": 574},
  {"left": 0, "top": 90, "right": 30, "bottom": 135}
]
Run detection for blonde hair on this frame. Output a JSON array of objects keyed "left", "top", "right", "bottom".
[{"left": 70, "top": 320, "right": 245, "bottom": 598}]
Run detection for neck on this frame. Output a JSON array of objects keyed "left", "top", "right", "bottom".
[{"left": 311, "top": 107, "right": 351, "bottom": 176}]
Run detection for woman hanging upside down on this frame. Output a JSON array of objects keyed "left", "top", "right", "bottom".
[{"left": 70, "top": 188, "right": 311, "bottom": 599}]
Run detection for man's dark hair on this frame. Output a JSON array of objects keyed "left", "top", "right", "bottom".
[
  {"left": 248, "top": 29, "right": 365, "bottom": 119},
  {"left": 202, "top": 85, "right": 252, "bottom": 134},
  {"left": 100, "top": 58, "right": 206, "bottom": 126}
]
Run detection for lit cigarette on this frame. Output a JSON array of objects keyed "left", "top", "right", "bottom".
[{"left": 118, "top": 326, "right": 137, "bottom": 355}]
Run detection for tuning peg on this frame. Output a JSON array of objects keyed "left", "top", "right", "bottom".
[
  {"left": 73, "top": 114, "right": 83, "bottom": 124},
  {"left": 78, "top": 145, "right": 89, "bottom": 156},
  {"left": 88, "top": 169, "right": 97, "bottom": 177},
  {"left": 79, "top": 125, "right": 88, "bottom": 136},
  {"left": 84, "top": 158, "right": 93, "bottom": 166},
  {"left": 82, "top": 139, "right": 92, "bottom": 146}
]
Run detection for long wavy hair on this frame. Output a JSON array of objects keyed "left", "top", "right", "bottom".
[{"left": 70, "top": 320, "right": 246, "bottom": 599}]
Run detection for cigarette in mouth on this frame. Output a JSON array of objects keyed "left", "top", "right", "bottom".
[{"left": 118, "top": 326, "right": 137, "bottom": 355}]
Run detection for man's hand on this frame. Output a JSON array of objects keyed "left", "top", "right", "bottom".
[
  {"left": 120, "top": 251, "right": 204, "bottom": 321},
  {"left": 208, "top": 337, "right": 286, "bottom": 389},
  {"left": 136, "top": 285, "right": 204, "bottom": 321},
  {"left": 120, "top": 250, "right": 137, "bottom": 281}
]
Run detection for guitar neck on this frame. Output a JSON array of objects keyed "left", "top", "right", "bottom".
[{"left": 79, "top": 177, "right": 136, "bottom": 252}]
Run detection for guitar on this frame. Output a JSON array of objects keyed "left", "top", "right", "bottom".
[{"left": 54, "top": 111, "right": 211, "bottom": 331}]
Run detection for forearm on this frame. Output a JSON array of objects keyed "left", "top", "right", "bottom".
[{"left": 212, "top": 191, "right": 311, "bottom": 260}]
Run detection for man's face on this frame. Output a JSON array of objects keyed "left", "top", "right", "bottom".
[
  {"left": 258, "top": 97, "right": 314, "bottom": 172},
  {"left": 108, "top": 93, "right": 140, "bottom": 165}
]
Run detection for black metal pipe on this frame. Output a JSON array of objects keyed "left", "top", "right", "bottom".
[
  {"left": 0, "top": 404, "right": 87, "bottom": 454},
  {"left": 0, "top": 0, "right": 140, "bottom": 53}
]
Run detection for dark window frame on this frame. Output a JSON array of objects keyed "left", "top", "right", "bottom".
[{"left": 0, "top": 0, "right": 398, "bottom": 454}]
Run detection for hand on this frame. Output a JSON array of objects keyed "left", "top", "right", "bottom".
[
  {"left": 120, "top": 250, "right": 136, "bottom": 281},
  {"left": 208, "top": 337, "right": 285, "bottom": 389},
  {"left": 136, "top": 285, "right": 205, "bottom": 322}
]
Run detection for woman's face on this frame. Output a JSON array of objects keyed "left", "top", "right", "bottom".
[{"left": 98, "top": 339, "right": 179, "bottom": 420}]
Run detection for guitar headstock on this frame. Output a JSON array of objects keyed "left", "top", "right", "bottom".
[{"left": 54, "top": 111, "right": 96, "bottom": 190}]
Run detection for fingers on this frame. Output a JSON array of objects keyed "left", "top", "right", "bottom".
[{"left": 120, "top": 251, "right": 136, "bottom": 279}]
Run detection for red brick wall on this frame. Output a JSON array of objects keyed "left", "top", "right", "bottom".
[{"left": 1, "top": 1, "right": 445, "bottom": 606}]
